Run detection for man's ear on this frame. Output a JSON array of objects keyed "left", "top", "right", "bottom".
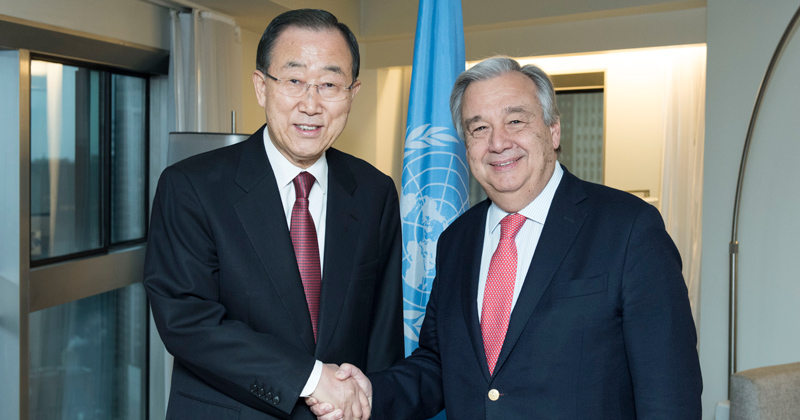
[
  {"left": 348, "top": 80, "right": 362, "bottom": 100},
  {"left": 252, "top": 70, "right": 267, "bottom": 108},
  {"left": 550, "top": 119, "right": 561, "bottom": 150}
]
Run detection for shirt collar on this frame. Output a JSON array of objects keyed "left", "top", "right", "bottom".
[
  {"left": 262, "top": 128, "right": 328, "bottom": 192},
  {"left": 487, "top": 162, "right": 564, "bottom": 233}
]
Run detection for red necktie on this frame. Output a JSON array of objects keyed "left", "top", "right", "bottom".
[
  {"left": 481, "top": 213, "right": 526, "bottom": 375},
  {"left": 291, "top": 172, "right": 321, "bottom": 342}
]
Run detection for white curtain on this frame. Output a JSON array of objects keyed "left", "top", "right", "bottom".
[
  {"left": 170, "top": 9, "right": 242, "bottom": 133},
  {"left": 660, "top": 46, "right": 706, "bottom": 333}
]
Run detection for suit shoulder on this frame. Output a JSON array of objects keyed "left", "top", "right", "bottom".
[
  {"left": 155, "top": 139, "right": 253, "bottom": 197},
  {"left": 171, "top": 139, "right": 245, "bottom": 175},
  {"left": 439, "top": 200, "right": 488, "bottom": 242},
  {"left": 576, "top": 178, "right": 656, "bottom": 215},
  {"left": 328, "top": 148, "right": 394, "bottom": 185}
]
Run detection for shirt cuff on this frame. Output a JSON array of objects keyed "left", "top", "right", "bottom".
[{"left": 300, "top": 360, "right": 323, "bottom": 397}]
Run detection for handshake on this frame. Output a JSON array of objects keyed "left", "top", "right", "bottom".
[{"left": 306, "top": 363, "right": 372, "bottom": 420}]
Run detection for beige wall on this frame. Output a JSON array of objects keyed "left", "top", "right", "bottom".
[
  {"left": 0, "top": 0, "right": 169, "bottom": 50},
  {"left": 360, "top": 7, "right": 706, "bottom": 69}
]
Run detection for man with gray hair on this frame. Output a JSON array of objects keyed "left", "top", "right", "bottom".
[{"left": 311, "top": 57, "right": 702, "bottom": 419}]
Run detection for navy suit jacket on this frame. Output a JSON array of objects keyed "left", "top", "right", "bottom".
[
  {"left": 371, "top": 167, "right": 702, "bottom": 419},
  {"left": 144, "top": 126, "right": 404, "bottom": 420}
]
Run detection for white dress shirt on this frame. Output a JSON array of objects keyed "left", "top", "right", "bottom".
[
  {"left": 477, "top": 163, "right": 564, "bottom": 320},
  {"left": 262, "top": 130, "right": 325, "bottom": 397}
]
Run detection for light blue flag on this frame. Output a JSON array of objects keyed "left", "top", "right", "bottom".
[{"left": 401, "top": 0, "right": 468, "bottom": 361}]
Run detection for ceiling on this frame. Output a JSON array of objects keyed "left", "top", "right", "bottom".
[{"left": 186, "top": 0, "right": 363, "bottom": 35}]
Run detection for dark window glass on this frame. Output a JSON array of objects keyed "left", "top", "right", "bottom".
[
  {"left": 556, "top": 89, "right": 604, "bottom": 184},
  {"left": 111, "top": 75, "right": 147, "bottom": 243},
  {"left": 29, "top": 283, "right": 147, "bottom": 420}
]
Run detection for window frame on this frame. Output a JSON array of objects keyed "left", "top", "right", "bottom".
[{"left": 29, "top": 54, "right": 151, "bottom": 268}]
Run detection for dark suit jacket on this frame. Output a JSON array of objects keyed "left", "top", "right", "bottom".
[
  {"left": 144, "top": 126, "right": 404, "bottom": 420},
  {"left": 371, "top": 167, "right": 702, "bottom": 419}
]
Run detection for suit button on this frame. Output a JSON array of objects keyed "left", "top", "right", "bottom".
[
  {"left": 488, "top": 389, "right": 500, "bottom": 401},
  {"left": 272, "top": 396, "right": 280, "bottom": 405},
  {"left": 258, "top": 388, "right": 265, "bottom": 397}
]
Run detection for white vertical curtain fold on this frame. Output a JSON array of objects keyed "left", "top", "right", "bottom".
[
  {"left": 660, "top": 47, "right": 707, "bottom": 333},
  {"left": 170, "top": 9, "right": 242, "bottom": 133}
]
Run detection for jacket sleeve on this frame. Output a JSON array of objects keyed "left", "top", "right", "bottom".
[
  {"left": 369, "top": 226, "right": 447, "bottom": 420},
  {"left": 621, "top": 204, "right": 703, "bottom": 419},
  {"left": 365, "top": 178, "right": 405, "bottom": 372}
]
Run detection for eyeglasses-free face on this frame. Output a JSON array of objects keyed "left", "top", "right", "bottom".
[
  {"left": 252, "top": 26, "right": 361, "bottom": 169},
  {"left": 262, "top": 72, "right": 357, "bottom": 102}
]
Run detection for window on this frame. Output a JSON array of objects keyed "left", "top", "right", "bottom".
[
  {"left": 556, "top": 89, "right": 604, "bottom": 184},
  {"left": 30, "top": 59, "right": 148, "bottom": 264},
  {"left": 27, "top": 57, "right": 150, "bottom": 420},
  {"left": 29, "top": 283, "right": 147, "bottom": 419}
]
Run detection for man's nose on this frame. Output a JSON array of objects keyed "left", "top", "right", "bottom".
[
  {"left": 298, "top": 84, "right": 322, "bottom": 113},
  {"left": 487, "top": 128, "right": 513, "bottom": 153}
]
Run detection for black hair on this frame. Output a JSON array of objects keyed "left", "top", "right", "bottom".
[{"left": 256, "top": 9, "right": 360, "bottom": 83}]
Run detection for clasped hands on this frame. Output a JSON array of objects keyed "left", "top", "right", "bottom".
[{"left": 306, "top": 363, "right": 371, "bottom": 420}]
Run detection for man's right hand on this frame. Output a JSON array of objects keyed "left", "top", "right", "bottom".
[
  {"left": 307, "top": 364, "right": 372, "bottom": 420},
  {"left": 307, "top": 363, "right": 371, "bottom": 420}
]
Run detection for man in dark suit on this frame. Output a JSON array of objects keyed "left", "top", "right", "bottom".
[
  {"left": 310, "top": 57, "right": 702, "bottom": 419},
  {"left": 144, "top": 9, "right": 403, "bottom": 420}
]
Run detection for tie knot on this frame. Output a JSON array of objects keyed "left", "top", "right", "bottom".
[
  {"left": 293, "top": 172, "right": 315, "bottom": 199},
  {"left": 499, "top": 213, "right": 526, "bottom": 240}
]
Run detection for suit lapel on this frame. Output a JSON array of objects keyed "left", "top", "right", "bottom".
[
  {"left": 315, "top": 149, "right": 361, "bottom": 357},
  {"left": 493, "top": 168, "right": 588, "bottom": 376},
  {"left": 233, "top": 128, "right": 316, "bottom": 354},
  {"left": 459, "top": 201, "right": 494, "bottom": 382}
]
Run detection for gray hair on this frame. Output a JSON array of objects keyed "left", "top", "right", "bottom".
[{"left": 449, "top": 57, "right": 560, "bottom": 141}]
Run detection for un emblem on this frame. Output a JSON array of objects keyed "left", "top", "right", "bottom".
[{"left": 401, "top": 124, "right": 469, "bottom": 350}]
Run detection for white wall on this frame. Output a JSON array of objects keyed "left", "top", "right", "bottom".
[
  {"left": 0, "top": 0, "right": 169, "bottom": 50},
  {"left": 701, "top": 0, "right": 800, "bottom": 418}
]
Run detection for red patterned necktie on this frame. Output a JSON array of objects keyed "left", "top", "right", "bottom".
[
  {"left": 481, "top": 213, "right": 526, "bottom": 375},
  {"left": 291, "top": 172, "right": 321, "bottom": 342}
]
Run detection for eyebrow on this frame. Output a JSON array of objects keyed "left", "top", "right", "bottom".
[
  {"left": 504, "top": 106, "right": 531, "bottom": 115},
  {"left": 464, "top": 106, "right": 532, "bottom": 127},
  {"left": 323, "top": 65, "right": 345, "bottom": 76},
  {"left": 282, "top": 61, "right": 345, "bottom": 76},
  {"left": 464, "top": 115, "right": 483, "bottom": 127}
]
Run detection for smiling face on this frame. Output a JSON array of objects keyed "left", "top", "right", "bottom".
[
  {"left": 252, "top": 26, "right": 361, "bottom": 168},
  {"left": 461, "top": 71, "right": 561, "bottom": 213}
]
